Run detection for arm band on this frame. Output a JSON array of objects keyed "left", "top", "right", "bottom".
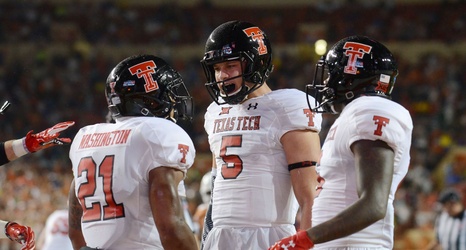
[
  {"left": 0, "top": 143, "right": 8, "bottom": 166},
  {"left": 288, "top": 161, "right": 317, "bottom": 171}
]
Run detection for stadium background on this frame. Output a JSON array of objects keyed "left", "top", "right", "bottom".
[{"left": 0, "top": 0, "right": 465, "bottom": 249}]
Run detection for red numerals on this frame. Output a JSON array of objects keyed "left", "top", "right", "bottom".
[
  {"left": 77, "top": 156, "right": 125, "bottom": 222},
  {"left": 219, "top": 135, "right": 243, "bottom": 179}
]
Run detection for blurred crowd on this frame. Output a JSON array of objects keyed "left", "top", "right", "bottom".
[{"left": 0, "top": 0, "right": 466, "bottom": 249}]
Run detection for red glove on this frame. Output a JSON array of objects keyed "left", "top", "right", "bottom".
[
  {"left": 5, "top": 222, "right": 35, "bottom": 250},
  {"left": 24, "top": 121, "right": 75, "bottom": 153},
  {"left": 269, "top": 230, "right": 314, "bottom": 250}
]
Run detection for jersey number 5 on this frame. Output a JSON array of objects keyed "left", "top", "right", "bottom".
[
  {"left": 220, "top": 135, "right": 243, "bottom": 179},
  {"left": 77, "top": 156, "right": 125, "bottom": 222}
]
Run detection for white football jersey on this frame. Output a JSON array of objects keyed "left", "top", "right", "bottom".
[
  {"left": 40, "top": 209, "right": 73, "bottom": 250},
  {"left": 312, "top": 96, "right": 413, "bottom": 249},
  {"left": 69, "top": 116, "right": 195, "bottom": 249},
  {"left": 204, "top": 89, "right": 322, "bottom": 228}
]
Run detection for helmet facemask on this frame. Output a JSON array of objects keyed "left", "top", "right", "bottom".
[
  {"left": 167, "top": 78, "right": 193, "bottom": 123},
  {"left": 306, "top": 57, "right": 338, "bottom": 114}
]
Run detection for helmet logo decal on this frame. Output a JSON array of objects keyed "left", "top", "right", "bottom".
[
  {"left": 123, "top": 80, "right": 135, "bottom": 87},
  {"left": 375, "top": 74, "right": 390, "bottom": 93},
  {"left": 243, "top": 27, "right": 267, "bottom": 55},
  {"left": 342, "top": 42, "right": 372, "bottom": 75},
  {"left": 222, "top": 44, "right": 233, "bottom": 55},
  {"left": 128, "top": 60, "right": 159, "bottom": 92}
]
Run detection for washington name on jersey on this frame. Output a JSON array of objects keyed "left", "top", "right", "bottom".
[{"left": 77, "top": 129, "right": 131, "bottom": 149}]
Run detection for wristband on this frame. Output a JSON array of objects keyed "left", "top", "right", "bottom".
[
  {"left": 288, "top": 161, "right": 317, "bottom": 171},
  {"left": 11, "top": 138, "right": 29, "bottom": 157},
  {"left": 0, "top": 143, "right": 8, "bottom": 165}
]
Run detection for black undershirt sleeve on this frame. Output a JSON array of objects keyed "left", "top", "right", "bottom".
[{"left": 0, "top": 142, "right": 9, "bottom": 166}]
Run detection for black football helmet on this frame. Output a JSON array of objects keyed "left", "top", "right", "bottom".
[
  {"left": 306, "top": 35, "right": 398, "bottom": 114},
  {"left": 105, "top": 55, "right": 193, "bottom": 123},
  {"left": 200, "top": 20, "right": 273, "bottom": 105}
]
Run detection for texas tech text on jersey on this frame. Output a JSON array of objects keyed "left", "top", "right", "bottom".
[{"left": 211, "top": 115, "right": 261, "bottom": 134}]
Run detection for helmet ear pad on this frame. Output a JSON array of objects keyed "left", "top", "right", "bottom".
[{"left": 200, "top": 20, "right": 273, "bottom": 105}]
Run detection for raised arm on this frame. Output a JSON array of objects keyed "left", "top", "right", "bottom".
[{"left": 3, "top": 121, "right": 75, "bottom": 163}]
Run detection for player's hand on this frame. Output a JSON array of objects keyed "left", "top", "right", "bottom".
[
  {"left": 4, "top": 222, "right": 35, "bottom": 250},
  {"left": 24, "top": 121, "right": 75, "bottom": 153},
  {"left": 269, "top": 230, "right": 314, "bottom": 250}
]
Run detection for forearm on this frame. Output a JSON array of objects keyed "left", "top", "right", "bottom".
[
  {"left": 156, "top": 199, "right": 198, "bottom": 249},
  {"left": 2, "top": 139, "right": 28, "bottom": 163},
  {"left": 298, "top": 203, "right": 313, "bottom": 230},
  {"left": 68, "top": 181, "right": 86, "bottom": 249},
  {"left": 0, "top": 139, "right": 24, "bottom": 166},
  {"left": 160, "top": 222, "right": 199, "bottom": 250},
  {"left": 5, "top": 139, "right": 29, "bottom": 162},
  {"left": 69, "top": 228, "right": 86, "bottom": 250},
  {"left": 308, "top": 198, "right": 385, "bottom": 244},
  {"left": 270, "top": 202, "right": 384, "bottom": 250},
  {"left": 291, "top": 166, "right": 317, "bottom": 230}
]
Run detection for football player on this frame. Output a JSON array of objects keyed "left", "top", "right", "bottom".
[
  {"left": 36, "top": 209, "right": 73, "bottom": 250},
  {"left": 200, "top": 20, "right": 322, "bottom": 249},
  {"left": 0, "top": 101, "right": 74, "bottom": 250},
  {"left": 269, "top": 36, "right": 413, "bottom": 249},
  {"left": 67, "top": 55, "right": 198, "bottom": 249}
]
